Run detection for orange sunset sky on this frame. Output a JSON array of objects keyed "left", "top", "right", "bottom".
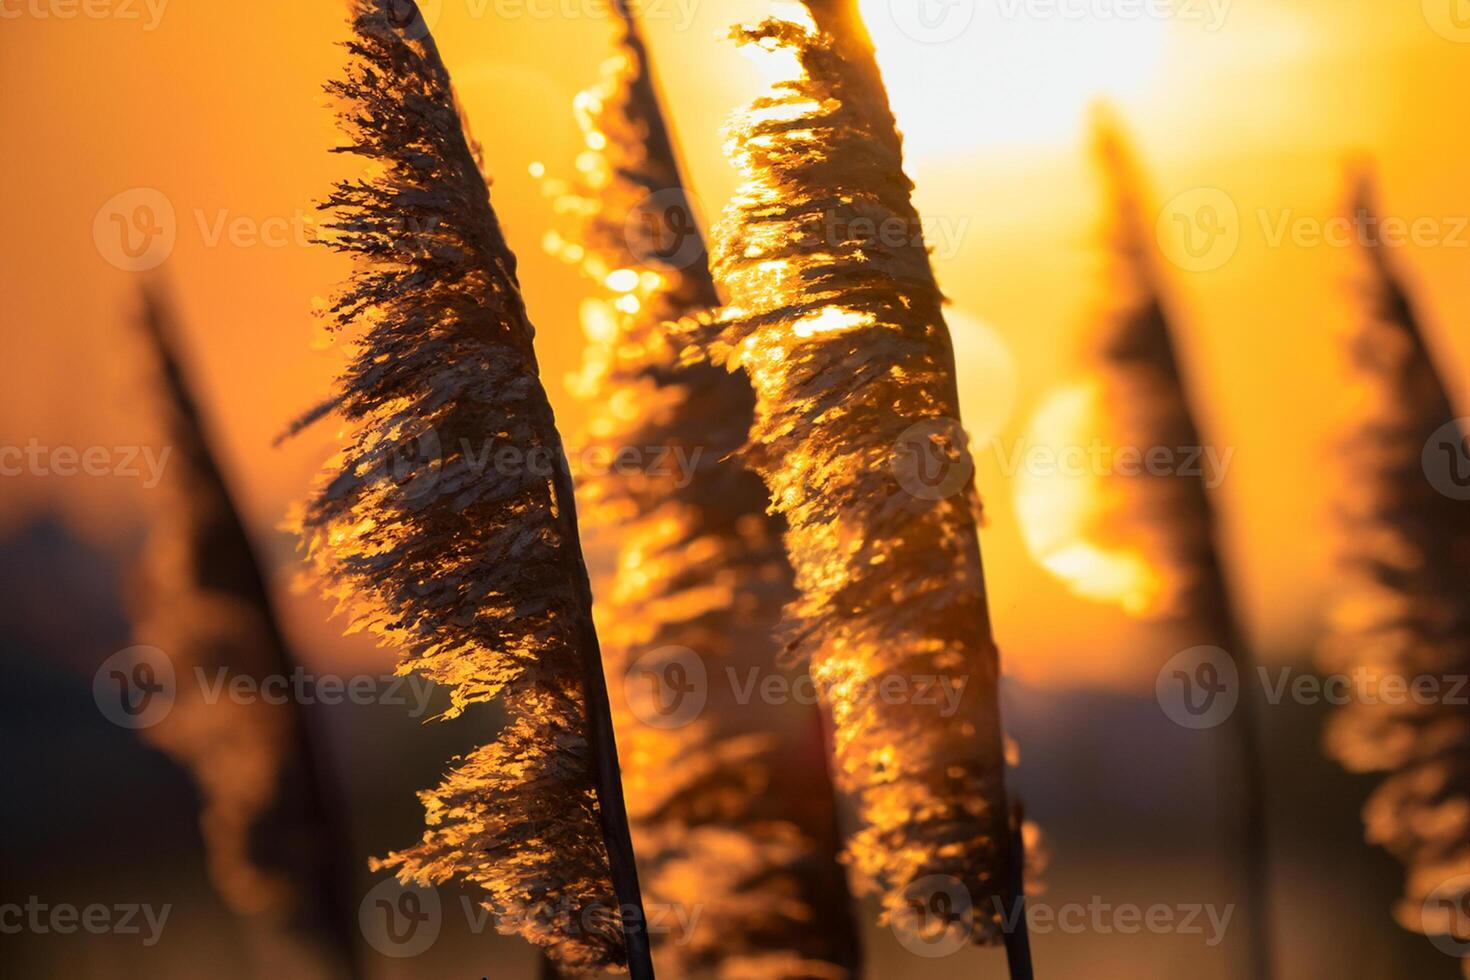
[{"left": 3, "top": 0, "right": 1469, "bottom": 689}]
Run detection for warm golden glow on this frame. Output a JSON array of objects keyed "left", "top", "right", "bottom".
[
  {"left": 1014, "top": 380, "right": 1167, "bottom": 615},
  {"left": 857, "top": 0, "right": 1169, "bottom": 153}
]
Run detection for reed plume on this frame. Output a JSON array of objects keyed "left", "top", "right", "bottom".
[
  {"left": 131, "top": 283, "right": 354, "bottom": 978},
  {"left": 674, "top": 3, "right": 1030, "bottom": 962},
  {"left": 296, "top": 2, "right": 650, "bottom": 973},
  {"left": 550, "top": 7, "right": 860, "bottom": 976},
  {"left": 1088, "top": 111, "right": 1275, "bottom": 979},
  {"left": 1319, "top": 170, "right": 1470, "bottom": 975}
]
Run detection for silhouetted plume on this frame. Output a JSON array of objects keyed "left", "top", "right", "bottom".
[
  {"left": 551, "top": 5, "right": 860, "bottom": 976},
  {"left": 294, "top": 2, "right": 650, "bottom": 974},
  {"left": 130, "top": 283, "right": 355, "bottom": 978},
  {"left": 674, "top": 3, "right": 1031, "bottom": 965},
  {"left": 1319, "top": 168, "right": 1470, "bottom": 975},
  {"left": 1088, "top": 109, "right": 1275, "bottom": 980}
]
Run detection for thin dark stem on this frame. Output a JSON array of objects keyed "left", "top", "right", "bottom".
[
  {"left": 1002, "top": 807, "right": 1035, "bottom": 980},
  {"left": 409, "top": 12, "right": 655, "bottom": 973},
  {"left": 551, "top": 456, "right": 655, "bottom": 980}
]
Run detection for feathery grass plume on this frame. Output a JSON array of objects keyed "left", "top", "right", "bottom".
[
  {"left": 550, "top": 7, "right": 861, "bottom": 977},
  {"left": 674, "top": 2, "right": 1031, "bottom": 960},
  {"left": 1088, "top": 110, "right": 1275, "bottom": 979},
  {"left": 131, "top": 283, "right": 355, "bottom": 978},
  {"left": 296, "top": 2, "right": 651, "bottom": 974},
  {"left": 1319, "top": 169, "right": 1470, "bottom": 974}
]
